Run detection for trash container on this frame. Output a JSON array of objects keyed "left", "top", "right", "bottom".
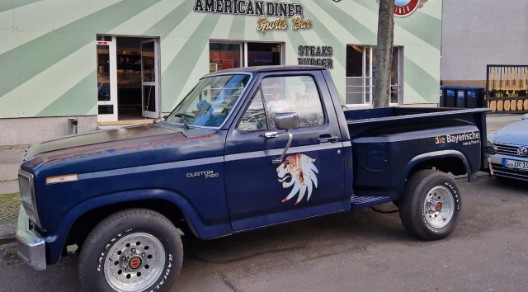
[
  {"left": 456, "top": 88, "right": 466, "bottom": 108},
  {"left": 465, "top": 87, "right": 485, "bottom": 108},
  {"left": 440, "top": 86, "right": 458, "bottom": 107},
  {"left": 440, "top": 86, "right": 485, "bottom": 108}
]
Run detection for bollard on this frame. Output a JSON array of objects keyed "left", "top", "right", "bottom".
[{"left": 68, "top": 118, "right": 78, "bottom": 135}]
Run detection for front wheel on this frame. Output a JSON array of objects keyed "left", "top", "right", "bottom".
[
  {"left": 79, "top": 209, "right": 183, "bottom": 292},
  {"left": 399, "top": 170, "right": 461, "bottom": 241}
]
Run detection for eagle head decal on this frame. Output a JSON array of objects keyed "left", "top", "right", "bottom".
[{"left": 276, "top": 154, "right": 319, "bottom": 205}]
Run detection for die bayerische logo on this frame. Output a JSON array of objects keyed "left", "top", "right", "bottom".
[{"left": 276, "top": 154, "right": 319, "bottom": 205}]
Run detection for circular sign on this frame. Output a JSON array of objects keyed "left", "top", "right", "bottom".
[{"left": 394, "top": 0, "right": 420, "bottom": 17}]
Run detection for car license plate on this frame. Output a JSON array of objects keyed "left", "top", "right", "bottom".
[{"left": 503, "top": 159, "right": 528, "bottom": 171}]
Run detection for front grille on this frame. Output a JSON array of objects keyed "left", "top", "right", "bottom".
[
  {"left": 491, "top": 163, "right": 528, "bottom": 181},
  {"left": 495, "top": 143, "right": 523, "bottom": 157}
]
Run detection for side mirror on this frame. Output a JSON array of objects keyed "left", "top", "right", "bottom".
[
  {"left": 268, "top": 112, "right": 299, "bottom": 164},
  {"left": 274, "top": 112, "right": 300, "bottom": 131}
]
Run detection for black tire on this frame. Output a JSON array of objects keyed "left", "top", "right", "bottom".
[
  {"left": 399, "top": 170, "right": 461, "bottom": 241},
  {"left": 79, "top": 209, "right": 183, "bottom": 292}
]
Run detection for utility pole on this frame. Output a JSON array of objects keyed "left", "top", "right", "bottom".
[{"left": 373, "top": 0, "right": 394, "bottom": 108}]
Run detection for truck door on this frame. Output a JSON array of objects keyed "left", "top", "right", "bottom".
[{"left": 225, "top": 71, "right": 348, "bottom": 232}]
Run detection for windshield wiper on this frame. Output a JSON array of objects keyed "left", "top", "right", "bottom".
[{"left": 172, "top": 113, "right": 195, "bottom": 129}]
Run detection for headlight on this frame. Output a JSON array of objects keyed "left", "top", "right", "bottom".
[
  {"left": 18, "top": 169, "right": 42, "bottom": 227},
  {"left": 486, "top": 140, "right": 498, "bottom": 155}
]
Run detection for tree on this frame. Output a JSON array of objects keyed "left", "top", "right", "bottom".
[{"left": 373, "top": 0, "right": 394, "bottom": 108}]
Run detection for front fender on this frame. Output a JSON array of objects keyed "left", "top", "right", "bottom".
[{"left": 45, "top": 189, "right": 232, "bottom": 265}]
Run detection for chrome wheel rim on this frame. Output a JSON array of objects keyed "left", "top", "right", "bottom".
[
  {"left": 423, "top": 186, "right": 455, "bottom": 229},
  {"left": 104, "top": 232, "right": 165, "bottom": 292}
]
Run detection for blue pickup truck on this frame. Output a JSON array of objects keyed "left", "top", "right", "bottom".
[{"left": 16, "top": 66, "right": 487, "bottom": 291}]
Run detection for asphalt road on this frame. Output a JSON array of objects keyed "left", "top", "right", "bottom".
[{"left": 1, "top": 174, "right": 527, "bottom": 292}]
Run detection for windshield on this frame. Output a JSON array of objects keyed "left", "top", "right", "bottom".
[{"left": 165, "top": 74, "right": 251, "bottom": 128}]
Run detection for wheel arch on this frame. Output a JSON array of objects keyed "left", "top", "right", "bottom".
[
  {"left": 46, "top": 189, "right": 232, "bottom": 265},
  {"left": 400, "top": 150, "right": 471, "bottom": 194}
]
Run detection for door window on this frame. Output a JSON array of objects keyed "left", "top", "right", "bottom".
[
  {"left": 238, "top": 89, "right": 268, "bottom": 132},
  {"left": 239, "top": 76, "right": 325, "bottom": 131},
  {"left": 96, "top": 36, "right": 118, "bottom": 122}
]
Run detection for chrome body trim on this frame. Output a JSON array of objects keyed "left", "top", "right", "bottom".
[{"left": 16, "top": 207, "right": 46, "bottom": 271}]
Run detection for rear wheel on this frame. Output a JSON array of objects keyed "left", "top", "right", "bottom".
[
  {"left": 399, "top": 170, "right": 461, "bottom": 241},
  {"left": 79, "top": 209, "right": 183, "bottom": 292}
]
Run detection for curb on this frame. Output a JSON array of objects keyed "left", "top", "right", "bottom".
[{"left": 0, "top": 225, "right": 16, "bottom": 243}]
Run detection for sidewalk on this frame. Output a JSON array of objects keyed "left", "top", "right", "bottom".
[{"left": 0, "top": 113, "right": 524, "bottom": 241}]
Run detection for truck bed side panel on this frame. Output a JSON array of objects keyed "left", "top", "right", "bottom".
[{"left": 352, "top": 125, "right": 481, "bottom": 201}]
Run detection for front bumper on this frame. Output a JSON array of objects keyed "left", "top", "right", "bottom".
[
  {"left": 16, "top": 207, "right": 46, "bottom": 271},
  {"left": 489, "top": 154, "right": 528, "bottom": 182}
]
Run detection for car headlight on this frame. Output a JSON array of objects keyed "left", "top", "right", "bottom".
[
  {"left": 18, "top": 169, "right": 42, "bottom": 227},
  {"left": 486, "top": 145, "right": 498, "bottom": 155}
]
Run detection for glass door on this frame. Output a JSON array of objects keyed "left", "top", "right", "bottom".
[
  {"left": 140, "top": 39, "right": 160, "bottom": 118},
  {"left": 96, "top": 37, "right": 118, "bottom": 122}
]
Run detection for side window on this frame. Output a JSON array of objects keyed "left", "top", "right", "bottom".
[
  {"left": 262, "top": 76, "right": 325, "bottom": 129},
  {"left": 238, "top": 89, "right": 268, "bottom": 132}
]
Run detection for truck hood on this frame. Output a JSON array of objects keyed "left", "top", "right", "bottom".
[
  {"left": 492, "top": 119, "right": 528, "bottom": 146},
  {"left": 22, "top": 124, "right": 224, "bottom": 175}
]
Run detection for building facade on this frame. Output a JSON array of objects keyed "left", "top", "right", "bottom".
[
  {"left": 441, "top": 0, "right": 528, "bottom": 86},
  {"left": 0, "top": 0, "right": 442, "bottom": 145}
]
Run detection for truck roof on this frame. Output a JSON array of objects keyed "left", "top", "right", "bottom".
[{"left": 205, "top": 65, "right": 328, "bottom": 77}]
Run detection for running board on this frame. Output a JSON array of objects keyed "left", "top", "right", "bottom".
[{"left": 350, "top": 195, "right": 392, "bottom": 209}]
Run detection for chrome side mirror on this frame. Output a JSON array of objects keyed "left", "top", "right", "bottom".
[{"left": 267, "top": 112, "right": 300, "bottom": 164}]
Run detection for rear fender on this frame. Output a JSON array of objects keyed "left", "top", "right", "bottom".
[{"left": 399, "top": 150, "right": 471, "bottom": 195}]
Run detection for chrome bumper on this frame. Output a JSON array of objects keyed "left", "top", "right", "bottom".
[{"left": 16, "top": 207, "right": 46, "bottom": 271}]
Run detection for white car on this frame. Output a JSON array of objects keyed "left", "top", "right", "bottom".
[{"left": 488, "top": 115, "right": 528, "bottom": 181}]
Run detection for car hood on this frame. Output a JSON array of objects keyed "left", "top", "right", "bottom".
[
  {"left": 493, "top": 119, "right": 528, "bottom": 146},
  {"left": 22, "top": 124, "right": 224, "bottom": 175}
]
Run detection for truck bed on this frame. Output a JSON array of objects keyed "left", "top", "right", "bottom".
[{"left": 344, "top": 107, "right": 490, "bottom": 170}]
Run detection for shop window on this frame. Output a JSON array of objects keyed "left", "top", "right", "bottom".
[
  {"left": 247, "top": 43, "right": 282, "bottom": 67},
  {"left": 346, "top": 45, "right": 402, "bottom": 105},
  {"left": 210, "top": 41, "right": 283, "bottom": 73},
  {"left": 209, "top": 43, "right": 242, "bottom": 72}
]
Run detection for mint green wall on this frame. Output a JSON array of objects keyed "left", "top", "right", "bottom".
[{"left": 0, "top": 0, "right": 441, "bottom": 118}]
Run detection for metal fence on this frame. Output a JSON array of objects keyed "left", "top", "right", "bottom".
[{"left": 486, "top": 65, "right": 528, "bottom": 113}]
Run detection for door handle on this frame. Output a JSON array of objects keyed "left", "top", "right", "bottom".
[
  {"left": 264, "top": 131, "right": 279, "bottom": 139},
  {"left": 318, "top": 134, "right": 339, "bottom": 143}
]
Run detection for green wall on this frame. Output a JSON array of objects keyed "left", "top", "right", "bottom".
[{"left": 0, "top": 0, "right": 442, "bottom": 118}]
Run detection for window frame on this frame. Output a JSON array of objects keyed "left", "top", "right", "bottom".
[{"left": 345, "top": 45, "right": 404, "bottom": 106}]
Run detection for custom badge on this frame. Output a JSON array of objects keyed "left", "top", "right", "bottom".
[{"left": 276, "top": 154, "right": 319, "bottom": 205}]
